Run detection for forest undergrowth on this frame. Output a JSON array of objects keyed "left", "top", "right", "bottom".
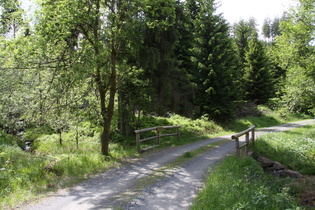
[{"left": 0, "top": 105, "right": 312, "bottom": 209}]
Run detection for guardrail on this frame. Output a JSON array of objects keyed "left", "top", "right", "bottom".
[
  {"left": 134, "top": 125, "right": 181, "bottom": 153},
  {"left": 231, "top": 126, "right": 255, "bottom": 157}
]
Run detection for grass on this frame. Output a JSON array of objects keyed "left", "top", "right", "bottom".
[
  {"left": 251, "top": 124, "right": 315, "bottom": 175},
  {"left": 192, "top": 120, "right": 315, "bottom": 209},
  {"left": 0, "top": 105, "right": 313, "bottom": 208},
  {"left": 0, "top": 131, "right": 139, "bottom": 209},
  {"left": 138, "top": 106, "right": 303, "bottom": 150},
  {"left": 223, "top": 105, "right": 310, "bottom": 132},
  {"left": 191, "top": 156, "right": 300, "bottom": 210}
]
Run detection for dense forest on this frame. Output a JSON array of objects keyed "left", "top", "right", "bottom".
[{"left": 0, "top": 0, "right": 314, "bottom": 156}]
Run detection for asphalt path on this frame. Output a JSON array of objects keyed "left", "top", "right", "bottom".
[{"left": 20, "top": 119, "right": 315, "bottom": 210}]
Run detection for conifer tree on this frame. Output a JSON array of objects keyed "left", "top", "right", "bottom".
[
  {"left": 233, "top": 19, "right": 257, "bottom": 74},
  {"left": 140, "top": 0, "right": 177, "bottom": 116},
  {"left": 192, "top": 0, "right": 240, "bottom": 121},
  {"left": 244, "top": 32, "right": 274, "bottom": 104}
]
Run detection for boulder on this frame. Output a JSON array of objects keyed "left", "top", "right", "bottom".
[
  {"left": 269, "top": 161, "right": 285, "bottom": 171},
  {"left": 255, "top": 156, "right": 302, "bottom": 178},
  {"left": 256, "top": 156, "right": 274, "bottom": 168},
  {"left": 277, "top": 169, "right": 302, "bottom": 178}
]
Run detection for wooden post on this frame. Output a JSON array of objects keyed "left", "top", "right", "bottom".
[
  {"left": 245, "top": 133, "right": 249, "bottom": 156},
  {"left": 252, "top": 129, "right": 255, "bottom": 144},
  {"left": 235, "top": 137, "right": 240, "bottom": 157},
  {"left": 156, "top": 126, "right": 163, "bottom": 145},
  {"left": 176, "top": 127, "right": 180, "bottom": 141},
  {"left": 136, "top": 132, "right": 141, "bottom": 153},
  {"left": 157, "top": 130, "right": 161, "bottom": 144}
]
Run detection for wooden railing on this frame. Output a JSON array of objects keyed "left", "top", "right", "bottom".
[
  {"left": 134, "top": 125, "right": 181, "bottom": 153},
  {"left": 231, "top": 126, "right": 255, "bottom": 157}
]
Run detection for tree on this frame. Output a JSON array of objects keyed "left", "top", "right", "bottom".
[
  {"left": 233, "top": 19, "right": 257, "bottom": 73},
  {"left": 34, "top": 0, "right": 178, "bottom": 155},
  {"left": 262, "top": 17, "right": 284, "bottom": 43},
  {"left": 171, "top": 0, "right": 196, "bottom": 117},
  {"left": 139, "top": 0, "right": 177, "bottom": 116},
  {"left": 271, "top": 17, "right": 282, "bottom": 39},
  {"left": 191, "top": 0, "right": 240, "bottom": 121},
  {"left": 34, "top": 0, "right": 135, "bottom": 155},
  {"left": 262, "top": 18, "right": 271, "bottom": 42},
  {"left": 244, "top": 31, "right": 274, "bottom": 104},
  {"left": 274, "top": 0, "right": 315, "bottom": 114},
  {"left": 0, "top": 0, "right": 26, "bottom": 37}
]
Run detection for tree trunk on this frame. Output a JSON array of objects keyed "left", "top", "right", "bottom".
[
  {"left": 99, "top": 42, "right": 117, "bottom": 156},
  {"left": 101, "top": 121, "right": 110, "bottom": 156},
  {"left": 118, "top": 91, "right": 133, "bottom": 136}
]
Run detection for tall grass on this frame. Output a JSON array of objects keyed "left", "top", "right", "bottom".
[
  {"left": 0, "top": 129, "right": 138, "bottom": 209},
  {"left": 251, "top": 124, "right": 315, "bottom": 175},
  {"left": 191, "top": 156, "right": 300, "bottom": 210}
]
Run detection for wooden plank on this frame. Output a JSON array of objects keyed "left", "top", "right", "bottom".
[
  {"left": 134, "top": 127, "right": 157, "bottom": 134},
  {"left": 139, "top": 136, "right": 158, "bottom": 142},
  {"left": 140, "top": 145, "right": 158, "bottom": 152},
  {"left": 135, "top": 125, "right": 181, "bottom": 153},
  {"left": 160, "top": 133, "right": 178, "bottom": 137},
  {"left": 239, "top": 143, "right": 248, "bottom": 149},
  {"left": 231, "top": 126, "right": 255, "bottom": 139},
  {"left": 162, "top": 125, "right": 181, "bottom": 129}
]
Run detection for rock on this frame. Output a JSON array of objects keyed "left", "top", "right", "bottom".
[
  {"left": 255, "top": 156, "right": 302, "bottom": 178},
  {"left": 277, "top": 169, "right": 302, "bottom": 178},
  {"left": 256, "top": 156, "right": 274, "bottom": 168},
  {"left": 269, "top": 161, "right": 285, "bottom": 171}
]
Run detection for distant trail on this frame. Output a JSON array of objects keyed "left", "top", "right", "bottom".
[{"left": 20, "top": 119, "right": 315, "bottom": 210}]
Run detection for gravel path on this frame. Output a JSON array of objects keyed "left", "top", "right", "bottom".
[{"left": 21, "top": 119, "right": 315, "bottom": 210}]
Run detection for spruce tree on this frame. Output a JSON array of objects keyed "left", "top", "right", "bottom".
[
  {"left": 233, "top": 19, "right": 257, "bottom": 75},
  {"left": 243, "top": 32, "right": 273, "bottom": 104},
  {"left": 140, "top": 0, "right": 177, "bottom": 116},
  {"left": 192, "top": 0, "right": 240, "bottom": 121}
]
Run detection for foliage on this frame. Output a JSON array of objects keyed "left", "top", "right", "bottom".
[
  {"left": 0, "top": 126, "right": 137, "bottom": 209},
  {"left": 0, "top": 0, "right": 27, "bottom": 37},
  {"left": 0, "top": 138, "right": 52, "bottom": 208},
  {"left": 251, "top": 124, "right": 315, "bottom": 175},
  {"left": 243, "top": 31, "right": 274, "bottom": 104},
  {"left": 191, "top": 0, "right": 240, "bottom": 121},
  {"left": 0, "top": 103, "right": 312, "bottom": 208},
  {"left": 192, "top": 156, "right": 300, "bottom": 209},
  {"left": 274, "top": 0, "right": 315, "bottom": 115},
  {"left": 167, "top": 114, "right": 223, "bottom": 137},
  {"left": 232, "top": 18, "right": 257, "bottom": 72},
  {"left": 262, "top": 17, "right": 283, "bottom": 42}
]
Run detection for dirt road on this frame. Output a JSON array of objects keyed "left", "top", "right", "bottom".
[{"left": 21, "top": 119, "right": 315, "bottom": 210}]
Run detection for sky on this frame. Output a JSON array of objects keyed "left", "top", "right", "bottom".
[
  {"left": 216, "top": 0, "right": 297, "bottom": 28},
  {"left": 20, "top": 0, "right": 297, "bottom": 29}
]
